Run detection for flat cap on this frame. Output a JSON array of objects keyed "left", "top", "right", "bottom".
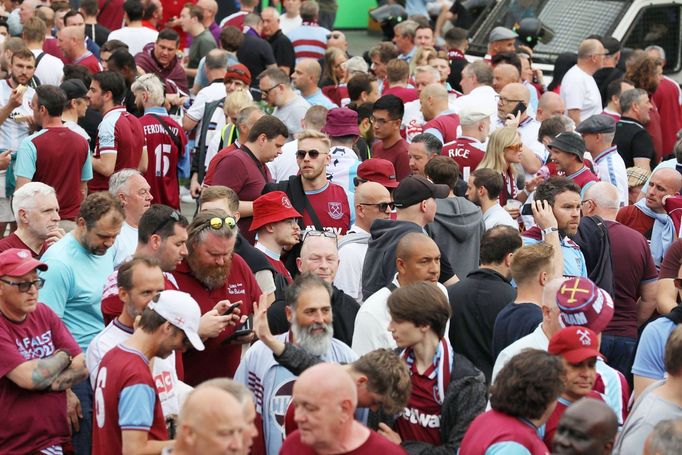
[
  {"left": 489, "top": 26, "right": 518, "bottom": 43},
  {"left": 576, "top": 114, "right": 617, "bottom": 134}
]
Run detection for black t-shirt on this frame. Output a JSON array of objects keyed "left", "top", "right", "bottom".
[
  {"left": 491, "top": 302, "right": 543, "bottom": 360},
  {"left": 236, "top": 34, "right": 276, "bottom": 89},
  {"left": 593, "top": 67, "right": 623, "bottom": 107},
  {"left": 613, "top": 116, "right": 657, "bottom": 168},
  {"left": 85, "top": 23, "right": 111, "bottom": 47},
  {"left": 267, "top": 30, "right": 296, "bottom": 74}
]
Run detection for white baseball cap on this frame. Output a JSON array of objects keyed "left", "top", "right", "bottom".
[
  {"left": 148, "top": 290, "right": 205, "bottom": 351},
  {"left": 459, "top": 103, "right": 496, "bottom": 125}
]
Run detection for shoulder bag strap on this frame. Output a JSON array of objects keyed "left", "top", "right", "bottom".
[{"left": 149, "top": 113, "right": 182, "bottom": 152}]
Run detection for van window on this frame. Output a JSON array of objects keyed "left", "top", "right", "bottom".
[{"left": 622, "top": 5, "right": 681, "bottom": 72}]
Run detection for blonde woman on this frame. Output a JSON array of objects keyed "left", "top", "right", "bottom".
[
  {"left": 204, "top": 89, "right": 254, "bottom": 168},
  {"left": 478, "top": 126, "right": 529, "bottom": 208},
  {"left": 410, "top": 46, "right": 437, "bottom": 75}
]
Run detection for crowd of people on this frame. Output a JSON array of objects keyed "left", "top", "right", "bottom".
[{"left": 2, "top": 0, "right": 682, "bottom": 454}]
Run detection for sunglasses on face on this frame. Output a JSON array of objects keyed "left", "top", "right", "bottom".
[
  {"left": 505, "top": 143, "right": 523, "bottom": 152},
  {"left": 0, "top": 277, "right": 45, "bottom": 292},
  {"left": 151, "top": 210, "right": 182, "bottom": 235},
  {"left": 296, "top": 149, "right": 327, "bottom": 159},
  {"left": 358, "top": 202, "right": 394, "bottom": 212}
]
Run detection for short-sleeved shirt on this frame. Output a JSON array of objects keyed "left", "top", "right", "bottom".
[
  {"left": 459, "top": 410, "right": 549, "bottom": 455},
  {"left": 483, "top": 204, "right": 518, "bottom": 231},
  {"left": 544, "top": 393, "right": 603, "bottom": 448},
  {"left": 274, "top": 95, "right": 311, "bottom": 140},
  {"left": 0, "top": 303, "right": 81, "bottom": 454},
  {"left": 659, "top": 238, "right": 682, "bottom": 279},
  {"left": 593, "top": 146, "right": 628, "bottom": 206},
  {"left": 423, "top": 112, "right": 461, "bottom": 144},
  {"left": 39, "top": 233, "right": 114, "bottom": 351},
  {"left": 211, "top": 145, "right": 272, "bottom": 242},
  {"left": 615, "top": 205, "right": 655, "bottom": 239},
  {"left": 236, "top": 34, "right": 277, "bottom": 88},
  {"left": 566, "top": 165, "right": 599, "bottom": 192},
  {"left": 372, "top": 138, "right": 410, "bottom": 181},
  {"left": 15, "top": 127, "right": 92, "bottom": 220},
  {"left": 172, "top": 254, "right": 261, "bottom": 385},
  {"left": 72, "top": 51, "right": 102, "bottom": 74},
  {"left": 139, "top": 109, "right": 187, "bottom": 209},
  {"left": 281, "top": 429, "right": 407, "bottom": 454},
  {"left": 92, "top": 345, "right": 168, "bottom": 455},
  {"left": 382, "top": 86, "right": 418, "bottom": 103},
  {"left": 631, "top": 317, "right": 677, "bottom": 380},
  {"left": 287, "top": 24, "right": 329, "bottom": 62},
  {"left": 90, "top": 106, "right": 145, "bottom": 192},
  {"left": 441, "top": 136, "right": 485, "bottom": 181},
  {"left": 301, "top": 182, "right": 351, "bottom": 236},
  {"left": 560, "top": 64, "right": 603, "bottom": 121},
  {"left": 0, "top": 231, "right": 47, "bottom": 257},
  {"left": 0, "top": 80, "right": 34, "bottom": 153},
  {"left": 267, "top": 30, "right": 296, "bottom": 73},
  {"left": 492, "top": 302, "right": 543, "bottom": 360},
  {"left": 107, "top": 26, "right": 158, "bottom": 56},
  {"left": 613, "top": 117, "right": 657, "bottom": 168},
  {"left": 187, "top": 29, "right": 217, "bottom": 78},
  {"left": 97, "top": 0, "right": 124, "bottom": 30},
  {"left": 606, "top": 221, "right": 658, "bottom": 338},
  {"left": 522, "top": 231, "right": 587, "bottom": 277}
]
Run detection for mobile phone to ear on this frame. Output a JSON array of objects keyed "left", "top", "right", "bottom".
[
  {"left": 511, "top": 101, "right": 527, "bottom": 117},
  {"left": 521, "top": 204, "right": 534, "bottom": 216}
]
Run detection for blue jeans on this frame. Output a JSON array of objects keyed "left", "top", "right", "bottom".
[
  {"left": 71, "top": 379, "right": 93, "bottom": 454},
  {"left": 600, "top": 334, "right": 636, "bottom": 387}
]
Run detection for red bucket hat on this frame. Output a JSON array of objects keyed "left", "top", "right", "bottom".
[{"left": 250, "top": 191, "right": 302, "bottom": 231}]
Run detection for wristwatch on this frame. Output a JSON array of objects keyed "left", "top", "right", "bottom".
[{"left": 542, "top": 227, "right": 559, "bottom": 236}]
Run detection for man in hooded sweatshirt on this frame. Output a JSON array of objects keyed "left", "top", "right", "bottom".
[
  {"left": 361, "top": 175, "right": 458, "bottom": 299},
  {"left": 135, "top": 29, "right": 189, "bottom": 96},
  {"left": 425, "top": 156, "right": 484, "bottom": 279}
]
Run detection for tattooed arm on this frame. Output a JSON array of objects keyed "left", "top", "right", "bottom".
[
  {"left": 50, "top": 354, "right": 88, "bottom": 392},
  {"left": 6, "top": 350, "right": 72, "bottom": 390}
]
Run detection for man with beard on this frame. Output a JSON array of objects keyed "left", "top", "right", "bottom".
[
  {"left": 39, "top": 191, "right": 124, "bottom": 453},
  {"left": 522, "top": 177, "right": 587, "bottom": 277},
  {"left": 173, "top": 210, "right": 261, "bottom": 386},
  {"left": 15, "top": 85, "right": 91, "bottom": 227},
  {"left": 92, "top": 289, "right": 204, "bottom": 455},
  {"left": 0, "top": 48, "right": 35, "bottom": 237},
  {"left": 86, "top": 257, "right": 190, "bottom": 427},
  {"left": 235, "top": 273, "right": 358, "bottom": 455}
]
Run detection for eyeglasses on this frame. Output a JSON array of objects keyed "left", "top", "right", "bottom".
[
  {"left": 505, "top": 143, "right": 523, "bottom": 152},
  {"left": 580, "top": 199, "right": 594, "bottom": 207},
  {"left": 296, "top": 149, "right": 327, "bottom": 159},
  {"left": 359, "top": 202, "right": 394, "bottom": 211},
  {"left": 370, "top": 116, "right": 398, "bottom": 126},
  {"left": 278, "top": 218, "right": 300, "bottom": 227},
  {"left": 151, "top": 210, "right": 182, "bottom": 235},
  {"left": 302, "top": 230, "right": 337, "bottom": 242},
  {"left": 261, "top": 83, "right": 282, "bottom": 97},
  {"left": 496, "top": 95, "right": 524, "bottom": 105},
  {"left": 0, "top": 277, "right": 45, "bottom": 292},
  {"left": 207, "top": 216, "right": 237, "bottom": 230}
]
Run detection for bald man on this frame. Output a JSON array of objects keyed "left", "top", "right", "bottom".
[
  {"left": 197, "top": 0, "right": 221, "bottom": 43},
  {"left": 174, "top": 387, "right": 246, "bottom": 455},
  {"left": 291, "top": 58, "right": 336, "bottom": 108},
  {"left": 57, "top": 25, "right": 102, "bottom": 73},
  {"left": 561, "top": 39, "right": 606, "bottom": 124},
  {"left": 580, "top": 182, "right": 657, "bottom": 378},
  {"left": 281, "top": 363, "right": 406, "bottom": 454},
  {"left": 536, "top": 91, "right": 566, "bottom": 122},
  {"left": 354, "top": 232, "right": 450, "bottom": 355},
  {"left": 552, "top": 398, "right": 618, "bottom": 455},
  {"left": 335, "top": 182, "right": 392, "bottom": 302},
  {"left": 617, "top": 168, "right": 682, "bottom": 265},
  {"left": 420, "top": 83, "right": 460, "bottom": 144},
  {"left": 19, "top": 0, "right": 41, "bottom": 24},
  {"left": 492, "top": 63, "right": 520, "bottom": 93}
]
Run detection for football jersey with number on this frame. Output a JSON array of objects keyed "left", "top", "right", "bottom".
[
  {"left": 139, "top": 110, "right": 186, "bottom": 210},
  {"left": 92, "top": 345, "right": 167, "bottom": 455}
]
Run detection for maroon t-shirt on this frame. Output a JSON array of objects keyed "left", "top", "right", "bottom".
[
  {"left": 653, "top": 77, "right": 682, "bottom": 155},
  {"left": 16, "top": 127, "right": 90, "bottom": 220},
  {"left": 42, "top": 37, "right": 64, "bottom": 61},
  {"left": 423, "top": 112, "right": 461, "bottom": 144},
  {"left": 302, "top": 182, "right": 351, "bottom": 235},
  {"left": 172, "top": 254, "right": 261, "bottom": 385},
  {"left": 212, "top": 146, "right": 272, "bottom": 244},
  {"left": 0, "top": 303, "right": 81, "bottom": 454},
  {"left": 0, "top": 232, "right": 47, "bottom": 257},
  {"left": 382, "top": 86, "right": 418, "bottom": 103},
  {"left": 605, "top": 221, "right": 658, "bottom": 338},
  {"left": 139, "top": 113, "right": 187, "bottom": 210},
  {"left": 72, "top": 52, "right": 102, "bottom": 74},
  {"left": 97, "top": 0, "right": 125, "bottom": 31},
  {"left": 281, "top": 429, "right": 407, "bottom": 455},
  {"left": 615, "top": 205, "right": 655, "bottom": 239},
  {"left": 660, "top": 239, "right": 682, "bottom": 279},
  {"left": 441, "top": 136, "right": 485, "bottom": 179},
  {"left": 566, "top": 166, "right": 600, "bottom": 190},
  {"left": 372, "top": 138, "right": 410, "bottom": 181}
]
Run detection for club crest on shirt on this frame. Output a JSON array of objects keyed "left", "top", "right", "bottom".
[{"left": 328, "top": 202, "right": 343, "bottom": 220}]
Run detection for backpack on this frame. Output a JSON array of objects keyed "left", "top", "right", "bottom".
[{"left": 573, "top": 215, "right": 614, "bottom": 297}]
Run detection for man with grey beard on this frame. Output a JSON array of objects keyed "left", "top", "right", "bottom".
[
  {"left": 235, "top": 273, "right": 358, "bottom": 455},
  {"left": 172, "top": 209, "right": 262, "bottom": 386}
]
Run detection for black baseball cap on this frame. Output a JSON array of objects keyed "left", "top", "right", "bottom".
[
  {"left": 60, "top": 79, "right": 88, "bottom": 100},
  {"left": 393, "top": 175, "right": 449, "bottom": 208}
]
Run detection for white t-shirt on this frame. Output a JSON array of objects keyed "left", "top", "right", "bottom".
[
  {"left": 334, "top": 225, "right": 369, "bottom": 302},
  {"left": 401, "top": 99, "right": 424, "bottom": 143},
  {"left": 267, "top": 139, "right": 299, "bottom": 182},
  {"left": 85, "top": 319, "right": 190, "bottom": 418},
  {"left": 279, "top": 15, "right": 302, "bottom": 34},
  {"left": 560, "top": 65, "right": 603, "bottom": 121},
  {"left": 31, "top": 48, "right": 63, "bottom": 86},
  {"left": 111, "top": 221, "right": 138, "bottom": 269},
  {"left": 107, "top": 26, "right": 159, "bottom": 56},
  {"left": 483, "top": 203, "right": 518, "bottom": 230}
]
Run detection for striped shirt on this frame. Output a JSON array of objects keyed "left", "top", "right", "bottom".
[{"left": 286, "top": 22, "right": 329, "bottom": 62}]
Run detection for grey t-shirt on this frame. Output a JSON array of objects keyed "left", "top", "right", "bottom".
[
  {"left": 274, "top": 95, "right": 311, "bottom": 140},
  {"left": 612, "top": 381, "right": 682, "bottom": 455}
]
